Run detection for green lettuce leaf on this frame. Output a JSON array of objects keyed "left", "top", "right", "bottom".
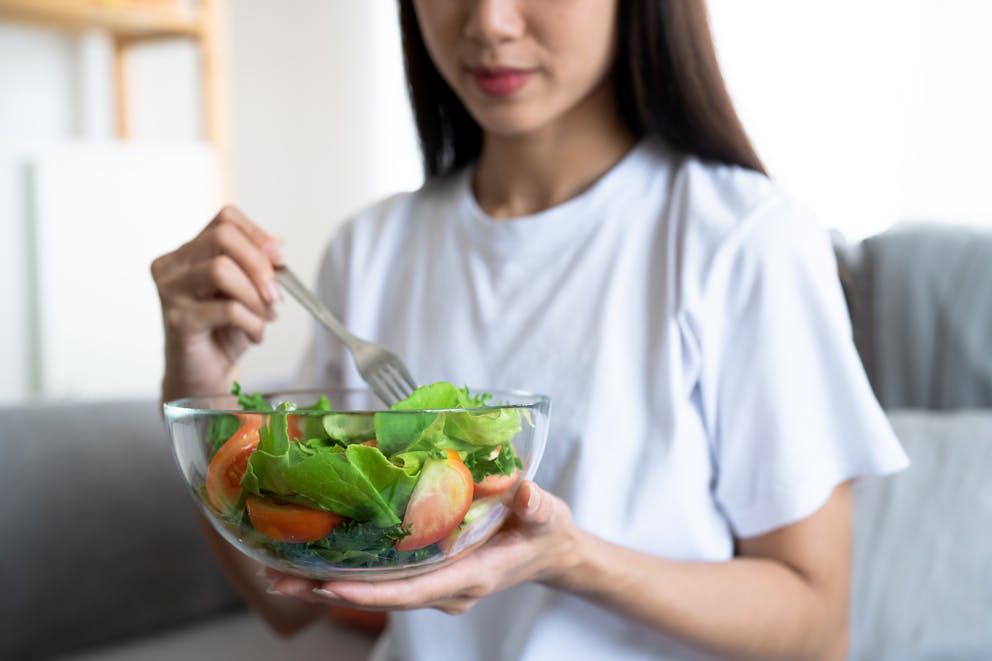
[
  {"left": 242, "top": 408, "right": 304, "bottom": 496},
  {"left": 374, "top": 411, "right": 439, "bottom": 456},
  {"left": 257, "top": 405, "right": 293, "bottom": 455},
  {"left": 206, "top": 414, "right": 240, "bottom": 458},
  {"left": 242, "top": 443, "right": 312, "bottom": 496},
  {"left": 345, "top": 444, "right": 416, "bottom": 517},
  {"left": 323, "top": 413, "right": 376, "bottom": 444},
  {"left": 390, "top": 382, "right": 463, "bottom": 410},
  {"left": 240, "top": 403, "right": 405, "bottom": 526},
  {"left": 282, "top": 451, "right": 400, "bottom": 527},
  {"left": 444, "top": 408, "right": 521, "bottom": 446},
  {"left": 231, "top": 381, "right": 272, "bottom": 411},
  {"left": 375, "top": 382, "right": 519, "bottom": 454},
  {"left": 289, "top": 394, "right": 332, "bottom": 441},
  {"left": 391, "top": 449, "right": 444, "bottom": 476}
]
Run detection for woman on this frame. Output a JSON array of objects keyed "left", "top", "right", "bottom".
[{"left": 152, "top": 1, "right": 907, "bottom": 659}]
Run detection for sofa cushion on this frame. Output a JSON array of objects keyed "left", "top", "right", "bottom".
[
  {"left": 0, "top": 399, "right": 241, "bottom": 661},
  {"left": 851, "top": 409, "right": 992, "bottom": 659},
  {"left": 834, "top": 222, "right": 992, "bottom": 409}
]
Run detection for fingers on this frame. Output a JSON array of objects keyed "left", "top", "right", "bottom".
[
  {"left": 152, "top": 206, "right": 282, "bottom": 394},
  {"left": 265, "top": 556, "right": 480, "bottom": 610},
  {"left": 512, "top": 481, "right": 554, "bottom": 526},
  {"left": 202, "top": 205, "right": 283, "bottom": 265},
  {"left": 267, "top": 579, "right": 481, "bottom": 616},
  {"left": 202, "top": 220, "right": 281, "bottom": 306},
  {"left": 162, "top": 255, "right": 276, "bottom": 320},
  {"left": 164, "top": 298, "right": 267, "bottom": 344},
  {"left": 155, "top": 207, "right": 282, "bottom": 307},
  {"left": 152, "top": 204, "right": 281, "bottom": 343},
  {"left": 309, "top": 552, "right": 498, "bottom": 612}
]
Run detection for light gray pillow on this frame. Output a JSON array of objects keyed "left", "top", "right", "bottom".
[
  {"left": 835, "top": 223, "right": 992, "bottom": 410},
  {"left": 851, "top": 409, "right": 992, "bottom": 660}
]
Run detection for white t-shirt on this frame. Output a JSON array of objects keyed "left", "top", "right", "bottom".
[{"left": 298, "top": 139, "right": 908, "bottom": 661}]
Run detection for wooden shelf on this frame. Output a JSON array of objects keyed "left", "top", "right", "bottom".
[
  {"left": 0, "top": 0, "right": 232, "bottom": 196},
  {"left": 0, "top": 0, "right": 203, "bottom": 37}
]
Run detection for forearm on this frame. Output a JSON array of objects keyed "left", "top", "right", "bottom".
[
  {"left": 554, "top": 533, "right": 847, "bottom": 661},
  {"left": 195, "top": 512, "right": 327, "bottom": 635}
]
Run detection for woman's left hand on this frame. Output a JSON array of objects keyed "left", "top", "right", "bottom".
[{"left": 264, "top": 481, "right": 580, "bottom": 615}]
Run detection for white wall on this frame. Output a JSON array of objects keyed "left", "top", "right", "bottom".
[
  {"left": 0, "top": 24, "right": 79, "bottom": 402},
  {"left": 227, "top": 0, "right": 421, "bottom": 388},
  {"left": 709, "top": 0, "right": 992, "bottom": 240},
  {"left": 0, "top": 2, "right": 421, "bottom": 403}
]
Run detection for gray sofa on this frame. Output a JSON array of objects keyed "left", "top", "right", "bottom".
[
  {"left": 1, "top": 399, "right": 241, "bottom": 660},
  {"left": 2, "top": 222, "right": 990, "bottom": 660},
  {"left": 0, "top": 398, "right": 379, "bottom": 661},
  {"left": 839, "top": 221, "right": 992, "bottom": 659}
]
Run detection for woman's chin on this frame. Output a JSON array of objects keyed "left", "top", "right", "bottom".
[{"left": 470, "top": 110, "right": 559, "bottom": 142}]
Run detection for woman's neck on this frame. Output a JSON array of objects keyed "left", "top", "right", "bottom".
[{"left": 471, "top": 85, "right": 637, "bottom": 219}]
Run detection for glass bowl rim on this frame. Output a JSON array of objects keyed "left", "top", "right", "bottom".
[{"left": 163, "top": 386, "right": 551, "bottom": 416}]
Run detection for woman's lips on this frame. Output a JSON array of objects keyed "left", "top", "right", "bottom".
[{"left": 470, "top": 67, "right": 533, "bottom": 97}]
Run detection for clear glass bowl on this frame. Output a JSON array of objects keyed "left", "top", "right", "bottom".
[{"left": 164, "top": 388, "right": 550, "bottom": 581}]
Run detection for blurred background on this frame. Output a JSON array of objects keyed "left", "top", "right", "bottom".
[{"left": 1, "top": 0, "right": 990, "bottom": 405}]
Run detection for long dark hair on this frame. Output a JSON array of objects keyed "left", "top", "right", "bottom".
[{"left": 398, "top": 0, "right": 765, "bottom": 178}]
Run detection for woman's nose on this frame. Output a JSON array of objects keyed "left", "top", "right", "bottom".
[{"left": 464, "top": 0, "right": 526, "bottom": 45}]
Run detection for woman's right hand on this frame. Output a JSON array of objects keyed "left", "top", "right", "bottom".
[{"left": 151, "top": 205, "right": 283, "bottom": 401}]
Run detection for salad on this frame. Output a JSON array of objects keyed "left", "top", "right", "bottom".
[{"left": 202, "top": 381, "right": 526, "bottom": 568}]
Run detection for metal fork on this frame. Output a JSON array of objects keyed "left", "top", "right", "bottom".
[{"left": 273, "top": 265, "right": 418, "bottom": 407}]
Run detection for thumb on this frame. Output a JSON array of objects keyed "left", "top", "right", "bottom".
[{"left": 512, "top": 480, "right": 554, "bottom": 526}]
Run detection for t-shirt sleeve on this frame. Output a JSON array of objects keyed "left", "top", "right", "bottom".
[{"left": 693, "top": 197, "right": 909, "bottom": 539}]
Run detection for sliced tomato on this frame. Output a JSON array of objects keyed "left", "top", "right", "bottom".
[
  {"left": 287, "top": 415, "right": 303, "bottom": 441},
  {"left": 396, "top": 449, "right": 474, "bottom": 552},
  {"left": 474, "top": 470, "right": 519, "bottom": 498},
  {"left": 205, "top": 414, "right": 262, "bottom": 515},
  {"left": 246, "top": 495, "right": 344, "bottom": 542}
]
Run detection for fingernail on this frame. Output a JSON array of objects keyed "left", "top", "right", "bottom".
[
  {"left": 313, "top": 588, "right": 339, "bottom": 599},
  {"left": 255, "top": 567, "right": 267, "bottom": 578},
  {"left": 264, "top": 240, "right": 283, "bottom": 264},
  {"left": 526, "top": 488, "right": 539, "bottom": 513},
  {"left": 266, "top": 585, "right": 285, "bottom": 597},
  {"left": 265, "top": 281, "right": 281, "bottom": 305},
  {"left": 265, "top": 304, "right": 278, "bottom": 321}
]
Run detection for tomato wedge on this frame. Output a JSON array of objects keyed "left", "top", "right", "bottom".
[
  {"left": 205, "top": 414, "right": 262, "bottom": 515},
  {"left": 287, "top": 415, "right": 304, "bottom": 441},
  {"left": 473, "top": 445, "right": 520, "bottom": 498},
  {"left": 396, "top": 450, "right": 474, "bottom": 552},
  {"left": 474, "top": 470, "right": 519, "bottom": 498},
  {"left": 246, "top": 495, "right": 343, "bottom": 543}
]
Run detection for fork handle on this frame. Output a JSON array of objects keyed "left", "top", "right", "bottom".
[{"left": 273, "top": 265, "right": 359, "bottom": 350}]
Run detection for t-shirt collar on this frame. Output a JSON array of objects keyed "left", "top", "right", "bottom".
[{"left": 453, "top": 137, "right": 657, "bottom": 258}]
